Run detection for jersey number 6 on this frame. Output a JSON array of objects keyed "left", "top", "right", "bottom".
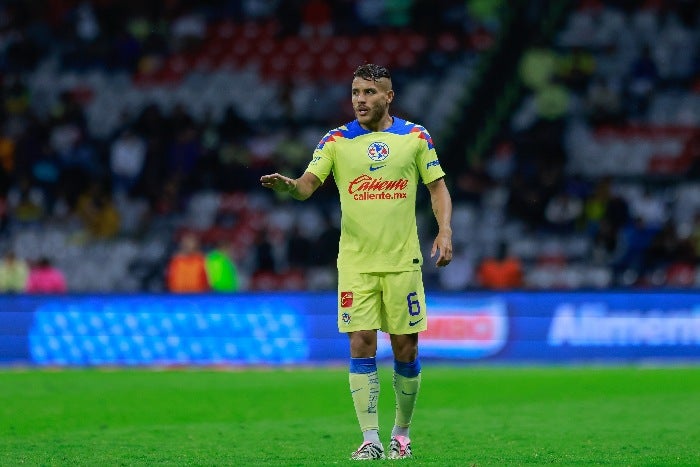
[{"left": 406, "top": 292, "right": 421, "bottom": 316}]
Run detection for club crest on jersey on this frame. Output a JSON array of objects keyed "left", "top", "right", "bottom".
[{"left": 367, "top": 142, "right": 389, "bottom": 162}]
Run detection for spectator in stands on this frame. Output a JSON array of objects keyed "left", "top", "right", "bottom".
[
  {"left": 0, "top": 132, "right": 15, "bottom": 179},
  {"left": 274, "top": 128, "right": 310, "bottom": 175},
  {"left": 611, "top": 216, "right": 660, "bottom": 285},
  {"left": 169, "top": 8, "right": 206, "bottom": 53},
  {"left": 558, "top": 46, "right": 596, "bottom": 93},
  {"left": 286, "top": 224, "right": 314, "bottom": 269},
  {"left": 30, "top": 148, "right": 62, "bottom": 211},
  {"left": 0, "top": 250, "right": 29, "bottom": 293},
  {"left": 629, "top": 187, "right": 667, "bottom": 229},
  {"left": 313, "top": 213, "right": 340, "bottom": 267},
  {"left": 204, "top": 241, "right": 240, "bottom": 292},
  {"left": 300, "top": 0, "right": 333, "bottom": 38},
  {"left": 467, "top": 0, "right": 504, "bottom": 33},
  {"left": 331, "top": 0, "right": 361, "bottom": 35},
  {"left": 688, "top": 212, "right": 700, "bottom": 259},
  {"left": 166, "top": 232, "right": 209, "bottom": 293},
  {"left": 152, "top": 176, "right": 186, "bottom": 218},
  {"left": 477, "top": 241, "right": 523, "bottom": 289},
  {"left": 275, "top": 0, "right": 304, "bottom": 37},
  {"left": 601, "top": 192, "right": 630, "bottom": 232},
  {"left": 110, "top": 127, "right": 146, "bottom": 197},
  {"left": 252, "top": 228, "right": 277, "bottom": 274},
  {"left": 8, "top": 179, "right": 45, "bottom": 226},
  {"left": 534, "top": 76, "right": 571, "bottom": 125},
  {"left": 506, "top": 172, "right": 547, "bottom": 228},
  {"left": 167, "top": 124, "right": 202, "bottom": 193},
  {"left": 591, "top": 218, "right": 623, "bottom": 266},
  {"left": 485, "top": 140, "right": 515, "bottom": 183},
  {"left": 581, "top": 178, "right": 612, "bottom": 234},
  {"left": 242, "top": 0, "right": 278, "bottom": 20},
  {"left": 58, "top": 130, "right": 99, "bottom": 206},
  {"left": 643, "top": 219, "right": 683, "bottom": 277},
  {"left": 626, "top": 45, "right": 658, "bottom": 117},
  {"left": 26, "top": 257, "right": 67, "bottom": 294},
  {"left": 453, "top": 160, "right": 493, "bottom": 206},
  {"left": 663, "top": 222, "right": 698, "bottom": 287},
  {"left": 384, "top": 0, "right": 414, "bottom": 30},
  {"left": 354, "top": 0, "right": 385, "bottom": 32},
  {"left": 75, "top": 182, "right": 121, "bottom": 238},
  {"left": 584, "top": 76, "right": 624, "bottom": 127},
  {"left": 3, "top": 75, "right": 31, "bottom": 118},
  {"left": 520, "top": 45, "right": 557, "bottom": 91},
  {"left": 544, "top": 190, "right": 583, "bottom": 234}
]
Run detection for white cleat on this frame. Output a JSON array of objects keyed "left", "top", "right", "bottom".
[{"left": 351, "top": 441, "right": 386, "bottom": 460}]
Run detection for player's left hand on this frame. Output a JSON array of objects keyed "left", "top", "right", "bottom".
[
  {"left": 260, "top": 173, "right": 296, "bottom": 193},
  {"left": 431, "top": 231, "right": 452, "bottom": 267}
]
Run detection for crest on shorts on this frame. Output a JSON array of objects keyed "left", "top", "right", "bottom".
[{"left": 367, "top": 142, "right": 389, "bottom": 162}]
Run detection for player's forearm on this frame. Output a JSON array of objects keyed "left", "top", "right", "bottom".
[
  {"left": 432, "top": 199, "right": 452, "bottom": 235},
  {"left": 289, "top": 172, "right": 322, "bottom": 201},
  {"left": 289, "top": 178, "right": 313, "bottom": 200},
  {"left": 429, "top": 181, "right": 453, "bottom": 234}
]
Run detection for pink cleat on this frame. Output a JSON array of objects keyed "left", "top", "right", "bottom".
[{"left": 388, "top": 435, "right": 412, "bottom": 459}]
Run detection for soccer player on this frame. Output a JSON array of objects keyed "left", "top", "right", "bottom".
[{"left": 261, "top": 63, "right": 452, "bottom": 460}]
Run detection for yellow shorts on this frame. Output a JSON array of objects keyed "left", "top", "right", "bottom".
[{"left": 337, "top": 269, "right": 427, "bottom": 334}]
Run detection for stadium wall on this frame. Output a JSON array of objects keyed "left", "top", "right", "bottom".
[{"left": 1, "top": 292, "right": 699, "bottom": 366}]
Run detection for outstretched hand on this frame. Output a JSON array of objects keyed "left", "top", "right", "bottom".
[
  {"left": 431, "top": 231, "right": 453, "bottom": 267},
  {"left": 260, "top": 173, "right": 296, "bottom": 193}
]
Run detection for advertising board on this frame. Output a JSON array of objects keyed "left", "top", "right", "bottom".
[{"left": 1, "top": 292, "right": 699, "bottom": 365}]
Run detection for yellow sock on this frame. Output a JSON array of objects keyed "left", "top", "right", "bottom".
[
  {"left": 393, "top": 360, "right": 422, "bottom": 430},
  {"left": 349, "top": 357, "right": 380, "bottom": 432}
]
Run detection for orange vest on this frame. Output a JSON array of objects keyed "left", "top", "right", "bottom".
[
  {"left": 477, "top": 258, "right": 523, "bottom": 289},
  {"left": 167, "top": 253, "right": 209, "bottom": 292}
]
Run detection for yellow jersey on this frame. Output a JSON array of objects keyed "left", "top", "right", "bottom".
[{"left": 306, "top": 117, "right": 445, "bottom": 272}]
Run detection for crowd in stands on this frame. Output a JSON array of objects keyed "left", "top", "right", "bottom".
[
  {"left": 0, "top": 0, "right": 503, "bottom": 293},
  {"left": 0, "top": 250, "right": 67, "bottom": 293},
  {"left": 0, "top": 0, "right": 699, "bottom": 293},
  {"left": 492, "top": 0, "right": 700, "bottom": 288}
]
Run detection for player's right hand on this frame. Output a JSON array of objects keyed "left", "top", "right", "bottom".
[{"left": 260, "top": 173, "right": 296, "bottom": 193}]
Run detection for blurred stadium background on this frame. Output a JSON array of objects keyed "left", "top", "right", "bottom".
[
  {"left": 2, "top": 0, "right": 700, "bottom": 293},
  {"left": 1, "top": 0, "right": 700, "bottom": 367}
]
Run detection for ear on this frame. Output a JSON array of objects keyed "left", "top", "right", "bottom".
[{"left": 386, "top": 89, "right": 395, "bottom": 104}]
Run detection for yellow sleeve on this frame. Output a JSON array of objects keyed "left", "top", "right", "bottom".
[{"left": 305, "top": 136, "right": 335, "bottom": 183}]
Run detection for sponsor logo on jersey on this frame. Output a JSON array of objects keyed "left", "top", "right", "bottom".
[
  {"left": 426, "top": 160, "right": 441, "bottom": 169},
  {"left": 369, "top": 164, "right": 386, "bottom": 171},
  {"left": 348, "top": 174, "right": 408, "bottom": 194},
  {"left": 367, "top": 142, "right": 390, "bottom": 162},
  {"left": 341, "top": 291, "right": 353, "bottom": 308},
  {"left": 342, "top": 312, "right": 351, "bottom": 324}
]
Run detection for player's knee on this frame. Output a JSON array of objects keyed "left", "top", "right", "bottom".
[
  {"left": 390, "top": 334, "right": 418, "bottom": 362},
  {"left": 349, "top": 330, "right": 378, "bottom": 357},
  {"left": 394, "top": 347, "right": 418, "bottom": 362}
]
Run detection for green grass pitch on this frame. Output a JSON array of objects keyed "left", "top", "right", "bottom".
[{"left": 1, "top": 365, "right": 699, "bottom": 465}]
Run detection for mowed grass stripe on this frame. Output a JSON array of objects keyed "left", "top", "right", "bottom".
[{"left": 1, "top": 366, "right": 699, "bottom": 465}]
